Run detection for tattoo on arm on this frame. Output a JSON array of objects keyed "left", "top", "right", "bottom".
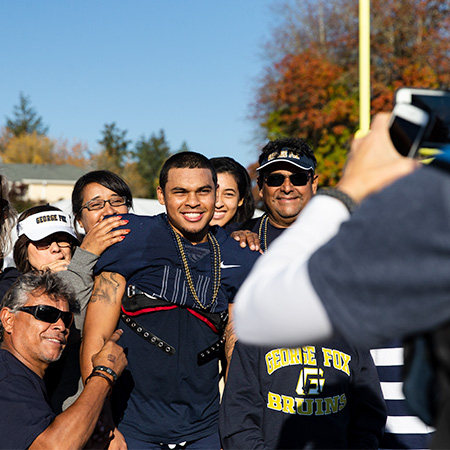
[{"left": 91, "top": 272, "right": 121, "bottom": 305}]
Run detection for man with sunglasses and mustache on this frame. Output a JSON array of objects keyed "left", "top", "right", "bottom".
[
  {"left": 0, "top": 270, "right": 127, "bottom": 449},
  {"left": 237, "top": 138, "right": 318, "bottom": 252},
  {"left": 220, "top": 138, "right": 386, "bottom": 449}
]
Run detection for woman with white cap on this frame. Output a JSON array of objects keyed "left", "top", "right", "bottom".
[{"left": 14, "top": 205, "right": 80, "bottom": 273}]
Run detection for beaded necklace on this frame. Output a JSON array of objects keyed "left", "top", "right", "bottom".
[
  {"left": 258, "top": 214, "right": 269, "bottom": 253},
  {"left": 166, "top": 216, "right": 221, "bottom": 310}
]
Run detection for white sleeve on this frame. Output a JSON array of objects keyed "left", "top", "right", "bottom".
[{"left": 234, "top": 195, "right": 350, "bottom": 347}]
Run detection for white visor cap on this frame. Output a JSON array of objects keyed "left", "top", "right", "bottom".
[{"left": 17, "top": 211, "right": 78, "bottom": 242}]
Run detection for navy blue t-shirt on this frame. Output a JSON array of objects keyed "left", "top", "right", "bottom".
[
  {"left": 95, "top": 213, "right": 259, "bottom": 443},
  {"left": 0, "top": 267, "right": 20, "bottom": 301},
  {"left": 0, "top": 349, "right": 55, "bottom": 449}
]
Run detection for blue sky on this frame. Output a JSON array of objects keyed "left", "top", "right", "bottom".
[{"left": 0, "top": 1, "right": 277, "bottom": 168}]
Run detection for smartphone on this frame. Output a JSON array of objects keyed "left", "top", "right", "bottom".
[
  {"left": 389, "top": 103, "right": 430, "bottom": 158},
  {"left": 394, "top": 87, "right": 450, "bottom": 149}
]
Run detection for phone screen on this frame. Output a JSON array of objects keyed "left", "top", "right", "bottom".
[
  {"left": 410, "top": 93, "right": 450, "bottom": 147},
  {"left": 389, "top": 116, "right": 425, "bottom": 157}
]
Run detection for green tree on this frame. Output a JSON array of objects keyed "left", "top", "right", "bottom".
[
  {"left": 178, "top": 141, "right": 190, "bottom": 153},
  {"left": 5, "top": 92, "right": 49, "bottom": 137},
  {"left": 254, "top": 0, "right": 450, "bottom": 186},
  {"left": 132, "top": 130, "right": 172, "bottom": 198},
  {"left": 95, "top": 122, "right": 131, "bottom": 173}
]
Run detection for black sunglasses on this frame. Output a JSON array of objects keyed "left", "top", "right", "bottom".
[
  {"left": 32, "top": 237, "right": 73, "bottom": 251},
  {"left": 265, "top": 172, "right": 312, "bottom": 187},
  {"left": 18, "top": 304, "right": 74, "bottom": 328}
]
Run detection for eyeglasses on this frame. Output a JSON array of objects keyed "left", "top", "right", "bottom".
[
  {"left": 80, "top": 196, "right": 127, "bottom": 212},
  {"left": 265, "top": 172, "right": 312, "bottom": 187},
  {"left": 32, "top": 237, "right": 73, "bottom": 251},
  {"left": 18, "top": 304, "right": 74, "bottom": 328}
]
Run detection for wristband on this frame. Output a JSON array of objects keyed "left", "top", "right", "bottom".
[
  {"left": 85, "top": 371, "right": 114, "bottom": 392},
  {"left": 315, "top": 188, "right": 357, "bottom": 214},
  {"left": 92, "top": 365, "right": 118, "bottom": 383}
]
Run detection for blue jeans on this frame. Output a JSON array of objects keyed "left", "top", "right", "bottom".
[{"left": 124, "top": 432, "right": 221, "bottom": 450}]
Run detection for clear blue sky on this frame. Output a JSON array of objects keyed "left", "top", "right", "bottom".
[{"left": 0, "top": 0, "right": 277, "bottom": 169}]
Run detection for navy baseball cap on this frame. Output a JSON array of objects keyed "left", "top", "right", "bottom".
[{"left": 257, "top": 147, "right": 316, "bottom": 172}]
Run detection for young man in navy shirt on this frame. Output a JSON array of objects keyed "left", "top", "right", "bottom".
[{"left": 81, "top": 152, "right": 259, "bottom": 449}]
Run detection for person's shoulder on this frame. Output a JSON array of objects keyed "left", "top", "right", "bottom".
[
  {"left": 222, "top": 221, "right": 240, "bottom": 233},
  {"left": 0, "top": 350, "right": 40, "bottom": 383},
  {"left": 0, "top": 267, "right": 20, "bottom": 298},
  {"left": 238, "top": 216, "right": 263, "bottom": 233},
  {"left": 319, "top": 334, "right": 368, "bottom": 357},
  {"left": 0, "top": 348, "right": 17, "bottom": 369},
  {"left": 1, "top": 267, "right": 20, "bottom": 279},
  {"left": 108, "top": 213, "right": 166, "bottom": 246},
  {"left": 215, "top": 227, "right": 260, "bottom": 260},
  {"left": 120, "top": 212, "right": 163, "bottom": 227}
]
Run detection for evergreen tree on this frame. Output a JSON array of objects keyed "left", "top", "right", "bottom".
[
  {"left": 97, "top": 122, "right": 130, "bottom": 173},
  {"left": 133, "top": 129, "right": 172, "bottom": 198},
  {"left": 5, "top": 92, "right": 49, "bottom": 137},
  {"left": 178, "top": 141, "right": 190, "bottom": 153}
]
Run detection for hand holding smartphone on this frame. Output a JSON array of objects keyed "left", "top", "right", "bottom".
[
  {"left": 389, "top": 87, "right": 450, "bottom": 158},
  {"left": 395, "top": 87, "right": 450, "bottom": 150},
  {"left": 389, "top": 103, "right": 429, "bottom": 158}
]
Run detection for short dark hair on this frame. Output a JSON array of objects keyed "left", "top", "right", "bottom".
[
  {"left": 0, "top": 270, "right": 79, "bottom": 342},
  {"left": 72, "top": 170, "right": 133, "bottom": 222},
  {"left": 159, "top": 152, "right": 217, "bottom": 191},
  {"left": 13, "top": 205, "right": 77, "bottom": 274},
  {"left": 210, "top": 157, "right": 255, "bottom": 224},
  {"left": 257, "top": 138, "right": 317, "bottom": 188}
]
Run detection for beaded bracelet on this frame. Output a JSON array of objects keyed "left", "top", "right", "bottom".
[
  {"left": 315, "top": 188, "right": 357, "bottom": 214},
  {"left": 85, "top": 371, "right": 114, "bottom": 392},
  {"left": 92, "top": 365, "right": 118, "bottom": 383}
]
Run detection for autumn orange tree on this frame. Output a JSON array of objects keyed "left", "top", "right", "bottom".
[{"left": 253, "top": 0, "right": 450, "bottom": 186}]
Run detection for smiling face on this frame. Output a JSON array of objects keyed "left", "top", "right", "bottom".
[
  {"left": 27, "top": 232, "right": 73, "bottom": 270},
  {"left": 259, "top": 163, "right": 318, "bottom": 228},
  {"left": 77, "top": 182, "right": 129, "bottom": 233},
  {"left": 0, "top": 293, "right": 69, "bottom": 377},
  {"left": 157, "top": 167, "right": 217, "bottom": 243},
  {"left": 210, "top": 172, "right": 244, "bottom": 227}
]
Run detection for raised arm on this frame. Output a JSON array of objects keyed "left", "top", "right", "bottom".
[
  {"left": 30, "top": 329, "right": 127, "bottom": 450},
  {"left": 79, "top": 215, "right": 130, "bottom": 257},
  {"left": 80, "top": 271, "right": 125, "bottom": 382}
]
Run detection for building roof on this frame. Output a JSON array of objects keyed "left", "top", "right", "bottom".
[{"left": 0, "top": 164, "right": 89, "bottom": 184}]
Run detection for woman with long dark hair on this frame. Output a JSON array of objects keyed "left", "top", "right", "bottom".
[{"left": 210, "top": 157, "right": 254, "bottom": 231}]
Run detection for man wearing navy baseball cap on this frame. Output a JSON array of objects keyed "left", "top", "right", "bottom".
[
  {"left": 238, "top": 138, "right": 318, "bottom": 252},
  {"left": 220, "top": 137, "right": 386, "bottom": 449}
]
